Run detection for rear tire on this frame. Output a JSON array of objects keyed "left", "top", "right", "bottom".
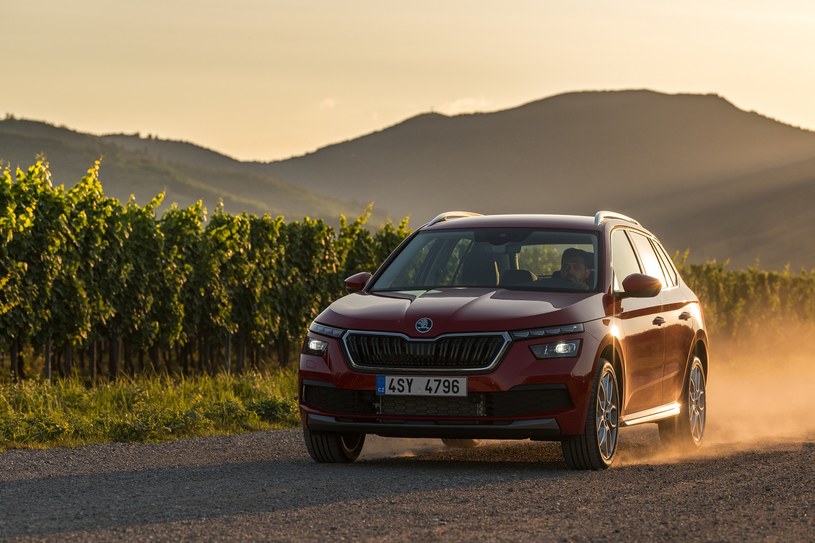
[
  {"left": 659, "top": 356, "right": 706, "bottom": 449},
  {"left": 441, "top": 438, "right": 482, "bottom": 448},
  {"left": 561, "top": 359, "right": 619, "bottom": 470},
  {"left": 303, "top": 427, "right": 365, "bottom": 463}
]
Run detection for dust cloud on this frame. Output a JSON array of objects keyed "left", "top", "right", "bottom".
[
  {"left": 618, "top": 327, "right": 815, "bottom": 465},
  {"left": 359, "top": 437, "right": 448, "bottom": 460},
  {"left": 705, "top": 329, "right": 815, "bottom": 444}
]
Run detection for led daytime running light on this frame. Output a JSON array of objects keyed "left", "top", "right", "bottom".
[
  {"left": 309, "top": 322, "right": 345, "bottom": 338},
  {"left": 510, "top": 323, "right": 583, "bottom": 339}
]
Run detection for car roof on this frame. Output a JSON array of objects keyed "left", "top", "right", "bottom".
[{"left": 421, "top": 212, "right": 641, "bottom": 232}]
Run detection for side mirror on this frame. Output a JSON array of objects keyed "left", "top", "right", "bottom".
[
  {"left": 619, "top": 273, "right": 662, "bottom": 299},
  {"left": 344, "top": 271, "right": 372, "bottom": 293}
]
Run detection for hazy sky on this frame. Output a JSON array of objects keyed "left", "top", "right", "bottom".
[{"left": 3, "top": 1, "right": 815, "bottom": 161}]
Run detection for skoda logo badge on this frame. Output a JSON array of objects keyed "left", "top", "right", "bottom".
[{"left": 415, "top": 317, "right": 433, "bottom": 334}]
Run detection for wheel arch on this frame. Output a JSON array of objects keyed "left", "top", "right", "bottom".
[
  {"left": 598, "top": 336, "right": 625, "bottom": 408},
  {"left": 690, "top": 330, "right": 710, "bottom": 379}
]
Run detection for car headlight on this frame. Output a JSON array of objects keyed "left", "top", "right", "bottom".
[
  {"left": 302, "top": 337, "right": 330, "bottom": 356},
  {"left": 529, "top": 339, "right": 582, "bottom": 359},
  {"left": 308, "top": 322, "right": 345, "bottom": 338}
]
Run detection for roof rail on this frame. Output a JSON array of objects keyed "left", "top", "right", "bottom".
[
  {"left": 594, "top": 210, "right": 640, "bottom": 226},
  {"left": 426, "top": 211, "right": 483, "bottom": 227}
]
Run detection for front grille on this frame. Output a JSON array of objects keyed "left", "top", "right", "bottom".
[
  {"left": 302, "top": 383, "right": 572, "bottom": 418},
  {"left": 343, "top": 332, "right": 509, "bottom": 371}
]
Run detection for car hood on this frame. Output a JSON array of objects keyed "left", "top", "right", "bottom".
[{"left": 315, "top": 288, "right": 602, "bottom": 337}]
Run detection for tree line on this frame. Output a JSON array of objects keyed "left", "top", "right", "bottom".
[
  {"left": 2, "top": 161, "right": 813, "bottom": 382},
  {"left": 1, "top": 161, "right": 408, "bottom": 381}
]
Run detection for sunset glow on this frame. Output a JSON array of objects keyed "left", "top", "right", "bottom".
[{"left": 3, "top": 0, "right": 815, "bottom": 160}]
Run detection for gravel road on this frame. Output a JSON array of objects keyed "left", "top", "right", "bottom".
[{"left": 1, "top": 425, "right": 812, "bottom": 542}]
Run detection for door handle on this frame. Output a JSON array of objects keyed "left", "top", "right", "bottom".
[
  {"left": 652, "top": 316, "right": 666, "bottom": 326},
  {"left": 679, "top": 311, "right": 692, "bottom": 321}
]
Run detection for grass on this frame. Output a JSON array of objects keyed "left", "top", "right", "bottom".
[{"left": 0, "top": 369, "right": 299, "bottom": 451}]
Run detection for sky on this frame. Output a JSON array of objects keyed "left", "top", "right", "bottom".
[{"left": 3, "top": 0, "right": 815, "bottom": 161}]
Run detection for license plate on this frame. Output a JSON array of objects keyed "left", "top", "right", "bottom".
[{"left": 376, "top": 375, "right": 467, "bottom": 397}]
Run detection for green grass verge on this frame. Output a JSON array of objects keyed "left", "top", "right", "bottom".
[{"left": 0, "top": 370, "right": 299, "bottom": 450}]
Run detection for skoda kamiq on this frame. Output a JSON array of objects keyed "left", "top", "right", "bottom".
[{"left": 299, "top": 211, "right": 709, "bottom": 469}]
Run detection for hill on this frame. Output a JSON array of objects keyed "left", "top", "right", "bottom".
[
  {"left": 3, "top": 89, "right": 815, "bottom": 269},
  {"left": 259, "top": 90, "right": 815, "bottom": 269},
  {"left": 0, "top": 118, "right": 370, "bottom": 222}
]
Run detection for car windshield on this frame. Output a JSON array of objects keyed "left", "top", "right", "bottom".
[{"left": 371, "top": 228, "right": 600, "bottom": 292}]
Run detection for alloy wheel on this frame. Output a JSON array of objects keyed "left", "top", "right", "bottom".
[
  {"left": 688, "top": 361, "right": 706, "bottom": 444},
  {"left": 595, "top": 368, "right": 619, "bottom": 461}
]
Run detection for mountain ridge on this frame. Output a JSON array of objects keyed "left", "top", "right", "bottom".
[
  {"left": 0, "top": 117, "right": 373, "bottom": 221},
  {"left": 257, "top": 89, "right": 815, "bottom": 269},
  {"left": 3, "top": 89, "right": 815, "bottom": 269}
]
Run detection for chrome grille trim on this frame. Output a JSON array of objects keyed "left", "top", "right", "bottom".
[{"left": 342, "top": 330, "right": 511, "bottom": 373}]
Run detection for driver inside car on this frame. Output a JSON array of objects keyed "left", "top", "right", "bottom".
[{"left": 558, "top": 248, "right": 593, "bottom": 290}]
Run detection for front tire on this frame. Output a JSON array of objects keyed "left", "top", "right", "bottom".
[
  {"left": 659, "top": 356, "right": 706, "bottom": 449},
  {"left": 561, "top": 359, "right": 620, "bottom": 470},
  {"left": 304, "top": 428, "right": 365, "bottom": 463}
]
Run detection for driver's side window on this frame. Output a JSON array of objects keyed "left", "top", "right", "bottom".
[{"left": 611, "top": 230, "right": 642, "bottom": 292}]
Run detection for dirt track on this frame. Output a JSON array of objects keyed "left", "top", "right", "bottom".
[{"left": 1, "top": 425, "right": 812, "bottom": 542}]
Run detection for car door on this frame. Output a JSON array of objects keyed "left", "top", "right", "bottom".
[
  {"left": 651, "top": 239, "right": 697, "bottom": 405},
  {"left": 628, "top": 231, "right": 693, "bottom": 409},
  {"left": 611, "top": 229, "right": 665, "bottom": 415}
]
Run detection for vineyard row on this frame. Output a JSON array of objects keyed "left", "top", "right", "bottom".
[{"left": 2, "top": 161, "right": 812, "bottom": 381}]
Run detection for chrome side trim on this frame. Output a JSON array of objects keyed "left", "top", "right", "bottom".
[
  {"left": 341, "top": 330, "right": 512, "bottom": 373},
  {"left": 621, "top": 402, "right": 681, "bottom": 426}
]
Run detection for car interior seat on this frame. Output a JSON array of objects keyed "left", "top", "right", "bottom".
[
  {"left": 499, "top": 269, "right": 538, "bottom": 286},
  {"left": 459, "top": 249, "right": 499, "bottom": 286}
]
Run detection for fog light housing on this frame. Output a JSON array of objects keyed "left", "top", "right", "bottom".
[
  {"left": 302, "top": 337, "right": 329, "bottom": 356},
  {"left": 530, "top": 339, "right": 581, "bottom": 359}
]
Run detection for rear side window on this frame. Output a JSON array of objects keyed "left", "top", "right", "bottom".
[
  {"left": 610, "top": 230, "right": 641, "bottom": 292},
  {"left": 652, "top": 240, "right": 678, "bottom": 288},
  {"left": 629, "top": 232, "right": 668, "bottom": 288}
]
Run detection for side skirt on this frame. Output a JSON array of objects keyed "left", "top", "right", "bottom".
[{"left": 621, "top": 402, "right": 680, "bottom": 426}]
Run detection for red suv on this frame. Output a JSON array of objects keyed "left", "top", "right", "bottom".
[{"left": 299, "top": 211, "right": 709, "bottom": 469}]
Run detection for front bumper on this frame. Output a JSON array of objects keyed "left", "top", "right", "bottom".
[{"left": 299, "top": 326, "right": 602, "bottom": 438}]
